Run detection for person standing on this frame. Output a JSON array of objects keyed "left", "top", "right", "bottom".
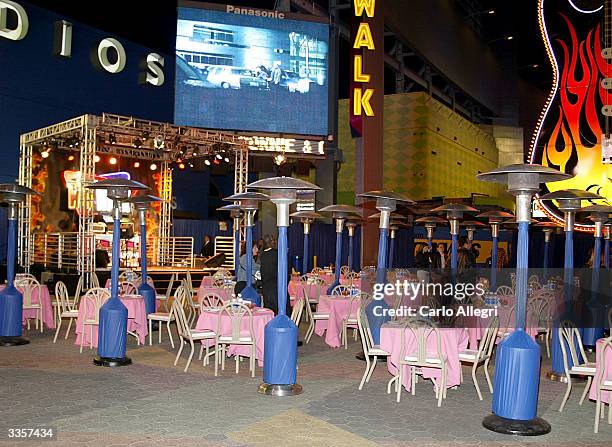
[
  {"left": 200, "top": 235, "right": 214, "bottom": 258},
  {"left": 431, "top": 243, "right": 448, "bottom": 270},
  {"left": 258, "top": 234, "right": 291, "bottom": 315}
]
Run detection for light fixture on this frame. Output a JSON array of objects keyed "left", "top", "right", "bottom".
[
  {"left": 150, "top": 163, "right": 157, "bottom": 171},
  {"left": 274, "top": 153, "right": 287, "bottom": 166},
  {"left": 68, "top": 154, "right": 75, "bottom": 161},
  {"left": 224, "top": 157, "right": 230, "bottom": 163},
  {"left": 204, "top": 159, "right": 211, "bottom": 166},
  {"left": 188, "top": 162, "right": 194, "bottom": 168},
  {"left": 488, "top": 9, "right": 495, "bottom": 14},
  {"left": 133, "top": 138, "right": 143, "bottom": 148},
  {"left": 108, "top": 133, "right": 117, "bottom": 144},
  {"left": 133, "top": 161, "right": 140, "bottom": 168},
  {"left": 506, "top": 36, "right": 514, "bottom": 40},
  {"left": 178, "top": 162, "right": 185, "bottom": 170},
  {"left": 216, "top": 154, "right": 222, "bottom": 160},
  {"left": 94, "top": 155, "right": 101, "bottom": 163},
  {"left": 41, "top": 150, "right": 50, "bottom": 159},
  {"left": 109, "top": 157, "right": 117, "bottom": 165}
]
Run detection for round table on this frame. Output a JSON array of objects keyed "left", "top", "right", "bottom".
[
  {"left": 0, "top": 284, "right": 54, "bottom": 330},
  {"left": 315, "top": 295, "right": 361, "bottom": 348},
  {"left": 589, "top": 338, "right": 612, "bottom": 404}
]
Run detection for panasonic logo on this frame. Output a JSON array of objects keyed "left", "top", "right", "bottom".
[{"left": 226, "top": 5, "right": 285, "bottom": 19}]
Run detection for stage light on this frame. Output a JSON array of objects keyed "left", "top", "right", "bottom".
[
  {"left": 204, "top": 159, "right": 211, "bottom": 166},
  {"left": 68, "top": 154, "right": 75, "bottom": 161},
  {"left": 274, "top": 153, "right": 287, "bottom": 166},
  {"left": 133, "top": 161, "right": 140, "bottom": 168},
  {"left": 224, "top": 157, "right": 230, "bottom": 163},
  {"left": 94, "top": 155, "right": 101, "bottom": 163},
  {"left": 506, "top": 36, "right": 514, "bottom": 40},
  {"left": 178, "top": 162, "right": 185, "bottom": 170},
  {"left": 109, "top": 157, "right": 117, "bottom": 165},
  {"left": 216, "top": 154, "right": 222, "bottom": 160},
  {"left": 150, "top": 163, "right": 158, "bottom": 171},
  {"left": 41, "top": 150, "right": 50, "bottom": 159},
  {"left": 188, "top": 162, "right": 194, "bottom": 168}
]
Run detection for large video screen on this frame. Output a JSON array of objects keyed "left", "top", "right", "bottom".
[{"left": 174, "top": 3, "right": 329, "bottom": 136}]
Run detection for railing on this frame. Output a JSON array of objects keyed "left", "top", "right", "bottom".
[
  {"left": 31, "top": 232, "right": 85, "bottom": 270},
  {"left": 147, "top": 236, "right": 195, "bottom": 268},
  {"left": 214, "top": 236, "right": 235, "bottom": 270}
]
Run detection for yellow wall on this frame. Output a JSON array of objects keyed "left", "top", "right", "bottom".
[{"left": 337, "top": 92, "right": 506, "bottom": 203}]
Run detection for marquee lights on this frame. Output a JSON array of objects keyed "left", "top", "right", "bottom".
[
  {"left": 353, "top": 0, "right": 377, "bottom": 117},
  {"left": 239, "top": 136, "right": 325, "bottom": 156}
]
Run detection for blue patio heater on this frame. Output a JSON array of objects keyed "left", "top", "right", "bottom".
[
  {"left": 534, "top": 221, "right": 558, "bottom": 281},
  {"left": 415, "top": 216, "right": 447, "bottom": 250},
  {"left": 478, "top": 163, "right": 571, "bottom": 436},
  {"left": 430, "top": 203, "right": 478, "bottom": 272},
  {"left": 125, "top": 195, "right": 162, "bottom": 317},
  {"left": 0, "top": 184, "right": 41, "bottom": 347},
  {"left": 345, "top": 217, "right": 365, "bottom": 273},
  {"left": 477, "top": 211, "right": 514, "bottom": 291},
  {"left": 540, "top": 189, "right": 603, "bottom": 378},
  {"left": 289, "top": 211, "right": 322, "bottom": 275},
  {"left": 217, "top": 204, "right": 242, "bottom": 275},
  {"left": 87, "top": 178, "right": 149, "bottom": 367},
  {"left": 249, "top": 176, "right": 321, "bottom": 397},
  {"left": 319, "top": 205, "right": 361, "bottom": 294},
  {"left": 224, "top": 192, "right": 269, "bottom": 306},
  {"left": 367, "top": 213, "right": 407, "bottom": 270},
  {"left": 357, "top": 191, "right": 415, "bottom": 345},
  {"left": 605, "top": 223, "right": 611, "bottom": 269}
]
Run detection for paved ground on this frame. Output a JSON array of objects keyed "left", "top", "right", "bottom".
[{"left": 1, "top": 324, "right": 611, "bottom": 447}]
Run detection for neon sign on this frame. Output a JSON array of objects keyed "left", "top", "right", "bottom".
[{"left": 352, "top": 0, "right": 376, "bottom": 117}]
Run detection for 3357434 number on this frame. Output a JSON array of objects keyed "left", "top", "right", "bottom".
[{"left": 7, "top": 428, "right": 55, "bottom": 438}]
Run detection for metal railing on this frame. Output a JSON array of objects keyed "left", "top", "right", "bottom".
[
  {"left": 147, "top": 236, "right": 194, "bottom": 268},
  {"left": 31, "top": 232, "right": 85, "bottom": 270}
]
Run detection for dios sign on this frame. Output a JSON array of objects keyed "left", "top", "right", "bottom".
[{"left": 0, "top": 0, "right": 165, "bottom": 86}]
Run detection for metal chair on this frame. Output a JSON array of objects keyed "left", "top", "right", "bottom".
[
  {"left": 594, "top": 336, "right": 612, "bottom": 433},
  {"left": 17, "top": 277, "right": 43, "bottom": 332},
  {"left": 214, "top": 300, "right": 256, "bottom": 377},
  {"left": 357, "top": 305, "right": 389, "bottom": 390},
  {"left": 79, "top": 288, "right": 111, "bottom": 353},
  {"left": 459, "top": 316, "right": 499, "bottom": 400},
  {"left": 172, "top": 297, "right": 216, "bottom": 373},
  {"left": 148, "top": 285, "right": 187, "bottom": 348},
  {"left": 53, "top": 281, "right": 78, "bottom": 343}
]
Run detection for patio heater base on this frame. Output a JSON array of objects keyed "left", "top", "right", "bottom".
[
  {"left": 258, "top": 383, "right": 303, "bottom": 396},
  {"left": 545, "top": 371, "right": 568, "bottom": 383},
  {"left": 483, "top": 414, "right": 551, "bottom": 436},
  {"left": 94, "top": 356, "right": 132, "bottom": 367},
  {"left": 0, "top": 336, "right": 29, "bottom": 346}
]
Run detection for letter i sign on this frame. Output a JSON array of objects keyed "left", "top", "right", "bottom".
[{"left": 352, "top": 0, "right": 376, "bottom": 117}]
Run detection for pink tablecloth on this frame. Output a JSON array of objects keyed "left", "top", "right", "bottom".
[
  {"left": 195, "top": 307, "right": 273, "bottom": 366},
  {"left": 315, "top": 295, "right": 360, "bottom": 348},
  {"left": 0, "top": 284, "right": 55, "bottom": 329},
  {"left": 197, "top": 286, "right": 232, "bottom": 303},
  {"left": 288, "top": 281, "right": 323, "bottom": 303},
  {"left": 380, "top": 324, "right": 469, "bottom": 391},
  {"left": 74, "top": 295, "right": 148, "bottom": 347},
  {"left": 589, "top": 338, "right": 612, "bottom": 404},
  {"left": 200, "top": 277, "right": 215, "bottom": 287}
]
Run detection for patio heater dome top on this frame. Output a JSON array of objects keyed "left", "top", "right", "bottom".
[
  {"left": 580, "top": 204, "right": 612, "bottom": 214},
  {"left": 357, "top": 190, "right": 416, "bottom": 204},
  {"left": 247, "top": 176, "right": 321, "bottom": 191},
  {"left": 0, "top": 183, "right": 41, "bottom": 203},
  {"left": 461, "top": 220, "right": 487, "bottom": 227},
  {"left": 368, "top": 212, "right": 407, "bottom": 220},
  {"left": 477, "top": 164, "right": 572, "bottom": 194},
  {"left": 476, "top": 210, "right": 515, "bottom": 222},
  {"left": 289, "top": 211, "right": 323, "bottom": 220},
  {"left": 534, "top": 221, "right": 559, "bottom": 228},
  {"left": 319, "top": 204, "right": 362, "bottom": 218},
  {"left": 224, "top": 192, "right": 269, "bottom": 211},
  {"left": 86, "top": 178, "right": 148, "bottom": 190},
  {"left": 125, "top": 195, "right": 163, "bottom": 210},
  {"left": 430, "top": 203, "right": 478, "bottom": 220},
  {"left": 414, "top": 216, "right": 447, "bottom": 225},
  {"left": 345, "top": 216, "right": 367, "bottom": 226},
  {"left": 539, "top": 189, "right": 604, "bottom": 201},
  {"left": 217, "top": 204, "right": 241, "bottom": 212}
]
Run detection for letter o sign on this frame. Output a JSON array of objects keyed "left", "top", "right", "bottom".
[{"left": 97, "top": 38, "right": 126, "bottom": 74}]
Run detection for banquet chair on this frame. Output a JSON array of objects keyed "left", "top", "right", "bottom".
[
  {"left": 528, "top": 275, "right": 541, "bottom": 289},
  {"left": 529, "top": 296, "right": 552, "bottom": 357},
  {"left": 148, "top": 285, "right": 187, "bottom": 348},
  {"left": 73, "top": 274, "right": 85, "bottom": 308},
  {"left": 331, "top": 284, "right": 352, "bottom": 296},
  {"left": 18, "top": 277, "right": 43, "bottom": 332},
  {"left": 342, "top": 295, "right": 361, "bottom": 349},
  {"left": 156, "top": 273, "right": 176, "bottom": 312},
  {"left": 181, "top": 279, "right": 200, "bottom": 326},
  {"left": 290, "top": 298, "right": 304, "bottom": 327},
  {"left": 16, "top": 273, "right": 37, "bottom": 281},
  {"left": 118, "top": 281, "right": 137, "bottom": 296},
  {"left": 357, "top": 306, "right": 390, "bottom": 390},
  {"left": 495, "top": 285, "right": 513, "bottom": 296},
  {"left": 497, "top": 304, "right": 517, "bottom": 340},
  {"left": 558, "top": 320, "right": 596, "bottom": 412},
  {"left": 345, "top": 271, "right": 360, "bottom": 283},
  {"left": 594, "top": 337, "right": 612, "bottom": 433},
  {"left": 311, "top": 267, "right": 325, "bottom": 275},
  {"left": 200, "top": 292, "right": 224, "bottom": 309},
  {"left": 212, "top": 277, "right": 226, "bottom": 288},
  {"left": 53, "top": 281, "right": 79, "bottom": 343},
  {"left": 459, "top": 316, "right": 499, "bottom": 400},
  {"left": 172, "top": 298, "right": 216, "bottom": 373},
  {"left": 79, "top": 288, "right": 111, "bottom": 353},
  {"left": 90, "top": 272, "right": 100, "bottom": 288},
  {"left": 340, "top": 265, "right": 350, "bottom": 276},
  {"left": 185, "top": 270, "right": 194, "bottom": 291},
  {"left": 396, "top": 319, "right": 448, "bottom": 406},
  {"left": 304, "top": 288, "right": 330, "bottom": 343},
  {"left": 213, "top": 269, "right": 232, "bottom": 280},
  {"left": 118, "top": 270, "right": 136, "bottom": 282},
  {"left": 214, "top": 301, "right": 256, "bottom": 377}
]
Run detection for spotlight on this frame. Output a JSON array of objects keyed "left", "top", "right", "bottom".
[
  {"left": 41, "top": 150, "right": 50, "bottom": 159},
  {"left": 109, "top": 157, "right": 117, "bottom": 165},
  {"left": 68, "top": 154, "right": 75, "bottom": 161},
  {"left": 133, "top": 161, "right": 140, "bottom": 168},
  {"left": 204, "top": 159, "right": 211, "bottom": 166},
  {"left": 224, "top": 157, "right": 230, "bottom": 163},
  {"left": 178, "top": 162, "right": 185, "bottom": 170},
  {"left": 108, "top": 133, "right": 117, "bottom": 144},
  {"left": 188, "top": 162, "right": 194, "bottom": 168},
  {"left": 274, "top": 153, "right": 287, "bottom": 166},
  {"left": 94, "top": 155, "right": 101, "bottom": 163},
  {"left": 216, "top": 154, "right": 222, "bottom": 160},
  {"left": 150, "top": 163, "right": 158, "bottom": 171}
]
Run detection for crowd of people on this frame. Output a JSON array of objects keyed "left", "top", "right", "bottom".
[{"left": 414, "top": 236, "right": 508, "bottom": 272}]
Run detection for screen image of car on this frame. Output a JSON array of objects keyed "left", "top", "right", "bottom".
[{"left": 174, "top": 5, "right": 330, "bottom": 136}]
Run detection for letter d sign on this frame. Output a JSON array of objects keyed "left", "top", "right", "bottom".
[{"left": 0, "top": 1, "right": 28, "bottom": 41}]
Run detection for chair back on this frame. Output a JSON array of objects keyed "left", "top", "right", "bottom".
[
  {"left": 340, "top": 265, "right": 350, "bottom": 276},
  {"left": 595, "top": 336, "right": 612, "bottom": 391},
  {"left": 185, "top": 270, "right": 193, "bottom": 289},
  {"left": 54, "top": 281, "right": 73, "bottom": 313},
  {"left": 118, "top": 281, "right": 137, "bottom": 296},
  {"left": 171, "top": 295, "right": 191, "bottom": 339},
  {"left": 528, "top": 274, "right": 541, "bottom": 289},
  {"left": 81, "top": 288, "right": 111, "bottom": 324},
  {"left": 476, "top": 316, "right": 499, "bottom": 361},
  {"left": 501, "top": 304, "right": 516, "bottom": 335},
  {"left": 16, "top": 273, "right": 37, "bottom": 281},
  {"left": 165, "top": 273, "right": 176, "bottom": 299},
  {"left": 495, "top": 285, "right": 513, "bottom": 296},
  {"left": 181, "top": 279, "right": 197, "bottom": 309},
  {"left": 346, "top": 295, "right": 361, "bottom": 322},
  {"left": 90, "top": 272, "right": 100, "bottom": 288},
  {"left": 311, "top": 267, "right": 324, "bottom": 275},
  {"left": 527, "top": 297, "right": 550, "bottom": 330},
  {"left": 331, "top": 284, "right": 351, "bottom": 296},
  {"left": 357, "top": 307, "right": 376, "bottom": 352},
  {"left": 212, "top": 277, "right": 226, "bottom": 288},
  {"left": 218, "top": 300, "right": 254, "bottom": 342},
  {"left": 400, "top": 319, "right": 444, "bottom": 366},
  {"left": 16, "top": 277, "right": 41, "bottom": 308},
  {"left": 74, "top": 274, "right": 85, "bottom": 307},
  {"left": 290, "top": 298, "right": 304, "bottom": 325},
  {"left": 201, "top": 292, "right": 224, "bottom": 309},
  {"left": 299, "top": 274, "right": 309, "bottom": 284},
  {"left": 213, "top": 269, "right": 231, "bottom": 280},
  {"left": 558, "top": 320, "right": 589, "bottom": 374}
]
